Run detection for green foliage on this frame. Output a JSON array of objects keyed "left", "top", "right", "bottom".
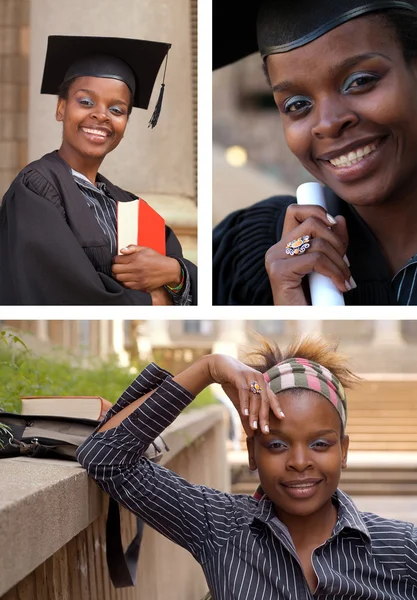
[
  {"left": 0, "top": 331, "right": 141, "bottom": 412},
  {"left": 0, "top": 331, "right": 217, "bottom": 413},
  {"left": 186, "top": 386, "right": 216, "bottom": 410}
]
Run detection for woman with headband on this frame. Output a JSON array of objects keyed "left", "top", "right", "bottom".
[
  {"left": 0, "top": 36, "right": 197, "bottom": 305},
  {"left": 213, "top": 0, "right": 417, "bottom": 305},
  {"left": 77, "top": 337, "right": 417, "bottom": 599}
]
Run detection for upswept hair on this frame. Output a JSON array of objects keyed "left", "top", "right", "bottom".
[{"left": 245, "top": 333, "right": 362, "bottom": 390}]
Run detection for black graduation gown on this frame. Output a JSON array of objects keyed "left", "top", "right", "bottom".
[
  {"left": 213, "top": 189, "right": 397, "bottom": 306},
  {"left": 0, "top": 151, "right": 197, "bottom": 305}
]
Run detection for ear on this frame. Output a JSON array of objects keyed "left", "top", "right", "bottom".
[
  {"left": 246, "top": 436, "right": 257, "bottom": 471},
  {"left": 341, "top": 434, "right": 349, "bottom": 470},
  {"left": 56, "top": 98, "right": 65, "bottom": 122}
]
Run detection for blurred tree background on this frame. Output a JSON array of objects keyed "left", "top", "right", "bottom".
[{"left": 0, "top": 330, "right": 214, "bottom": 414}]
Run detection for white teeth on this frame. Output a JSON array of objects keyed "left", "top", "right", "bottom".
[
  {"left": 329, "top": 141, "right": 378, "bottom": 167},
  {"left": 82, "top": 128, "right": 108, "bottom": 137},
  {"left": 287, "top": 483, "right": 316, "bottom": 488}
]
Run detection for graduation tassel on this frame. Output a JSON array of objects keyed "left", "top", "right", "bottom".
[
  {"left": 148, "top": 51, "right": 169, "bottom": 128},
  {"left": 148, "top": 83, "right": 165, "bottom": 128}
]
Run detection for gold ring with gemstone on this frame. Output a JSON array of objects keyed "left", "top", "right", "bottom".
[
  {"left": 249, "top": 381, "right": 262, "bottom": 394},
  {"left": 285, "top": 235, "right": 311, "bottom": 256}
]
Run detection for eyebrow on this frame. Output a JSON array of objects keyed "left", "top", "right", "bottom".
[
  {"left": 267, "top": 428, "right": 338, "bottom": 436},
  {"left": 75, "top": 88, "right": 128, "bottom": 106},
  {"left": 271, "top": 52, "right": 392, "bottom": 94}
]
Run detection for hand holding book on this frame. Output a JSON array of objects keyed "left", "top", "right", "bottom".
[{"left": 112, "top": 246, "right": 182, "bottom": 291}]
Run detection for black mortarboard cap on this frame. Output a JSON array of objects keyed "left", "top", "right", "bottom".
[
  {"left": 41, "top": 36, "right": 171, "bottom": 127},
  {"left": 213, "top": 0, "right": 417, "bottom": 69}
]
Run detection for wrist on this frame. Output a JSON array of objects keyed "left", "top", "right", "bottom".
[
  {"left": 165, "top": 258, "right": 182, "bottom": 288},
  {"left": 173, "top": 355, "right": 214, "bottom": 396}
]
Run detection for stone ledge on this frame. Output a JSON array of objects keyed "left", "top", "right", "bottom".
[{"left": 0, "top": 405, "right": 223, "bottom": 596}]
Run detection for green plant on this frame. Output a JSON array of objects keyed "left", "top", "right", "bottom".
[
  {"left": 0, "top": 332, "right": 217, "bottom": 413},
  {"left": 0, "top": 332, "right": 141, "bottom": 412}
]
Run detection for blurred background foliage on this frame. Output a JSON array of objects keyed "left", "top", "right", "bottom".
[{"left": 0, "top": 330, "right": 215, "bottom": 414}]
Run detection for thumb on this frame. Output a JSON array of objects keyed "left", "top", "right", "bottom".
[
  {"left": 333, "top": 215, "right": 349, "bottom": 250},
  {"left": 120, "top": 244, "right": 141, "bottom": 254}
]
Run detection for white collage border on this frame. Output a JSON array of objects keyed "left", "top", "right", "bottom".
[{"left": 2, "top": 0, "right": 417, "bottom": 324}]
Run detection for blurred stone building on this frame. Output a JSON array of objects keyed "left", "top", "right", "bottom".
[
  {"left": 213, "top": 55, "right": 312, "bottom": 226},
  {"left": 2, "top": 320, "right": 417, "bottom": 374},
  {"left": 0, "top": 0, "right": 197, "bottom": 261}
]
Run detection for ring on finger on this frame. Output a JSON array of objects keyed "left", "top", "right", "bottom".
[
  {"left": 285, "top": 235, "right": 310, "bottom": 256},
  {"left": 249, "top": 381, "right": 262, "bottom": 394}
]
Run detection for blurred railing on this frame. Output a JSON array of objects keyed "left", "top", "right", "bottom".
[{"left": 0, "top": 406, "right": 228, "bottom": 600}]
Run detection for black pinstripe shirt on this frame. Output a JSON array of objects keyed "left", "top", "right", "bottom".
[
  {"left": 393, "top": 255, "right": 417, "bottom": 305},
  {"left": 76, "top": 364, "right": 417, "bottom": 599},
  {"left": 72, "top": 170, "right": 191, "bottom": 305}
]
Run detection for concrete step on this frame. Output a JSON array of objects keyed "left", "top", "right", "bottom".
[
  {"left": 231, "top": 481, "right": 417, "bottom": 496},
  {"left": 232, "top": 468, "right": 417, "bottom": 484},
  {"left": 348, "top": 442, "right": 417, "bottom": 450},
  {"left": 236, "top": 442, "right": 417, "bottom": 451},
  {"left": 345, "top": 426, "right": 417, "bottom": 433},
  {"left": 230, "top": 459, "right": 417, "bottom": 496}
]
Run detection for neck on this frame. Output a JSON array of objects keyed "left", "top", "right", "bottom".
[
  {"left": 58, "top": 144, "right": 103, "bottom": 185},
  {"left": 275, "top": 498, "right": 338, "bottom": 549},
  {"left": 354, "top": 182, "right": 417, "bottom": 275}
]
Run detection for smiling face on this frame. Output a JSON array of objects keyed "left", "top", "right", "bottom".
[
  {"left": 247, "top": 389, "right": 349, "bottom": 522},
  {"left": 265, "top": 14, "right": 417, "bottom": 208},
  {"left": 56, "top": 75, "right": 131, "bottom": 165}
]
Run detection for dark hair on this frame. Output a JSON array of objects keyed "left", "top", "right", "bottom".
[
  {"left": 58, "top": 77, "right": 134, "bottom": 116},
  {"left": 245, "top": 333, "right": 361, "bottom": 390},
  {"left": 379, "top": 9, "right": 417, "bottom": 63},
  {"left": 245, "top": 333, "right": 361, "bottom": 438}
]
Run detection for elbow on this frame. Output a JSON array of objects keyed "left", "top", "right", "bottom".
[{"left": 75, "top": 438, "right": 97, "bottom": 474}]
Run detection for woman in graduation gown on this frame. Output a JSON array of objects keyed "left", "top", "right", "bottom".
[
  {"left": 0, "top": 36, "right": 197, "bottom": 305},
  {"left": 213, "top": 0, "right": 417, "bottom": 306}
]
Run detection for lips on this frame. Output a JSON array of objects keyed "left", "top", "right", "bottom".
[
  {"left": 281, "top": 478, "right": 323, "bottom": 499},
  {"left": 80, "top": 126, "right": 113, "bottom": 142},
  {"left": 317, "top": 136, "right": 385, "bottom": 162},
  {"left": 328, "top": 141, "right": 379, "bottom": 168},
  {"left": 318, "top": 135, "right": 389, "bottom": 183}
]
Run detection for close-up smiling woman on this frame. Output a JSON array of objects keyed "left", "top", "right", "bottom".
[
  {"left": 0, "top": 36, "right": 197, "bottom": 305},
  {"left": 213, "top": 0, "right": 417, "bottom": 306}
]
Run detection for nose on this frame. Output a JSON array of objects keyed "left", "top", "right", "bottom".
[
  {"left": 312, "top": 95, "right": 359, "bottom": 139},
  {"left": 91, "top": 105, "right": 110, "bottom": 122},
  {"left": 286, "top": 445, "right": 313, "bottom": 472}
]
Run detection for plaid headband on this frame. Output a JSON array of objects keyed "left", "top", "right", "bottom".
[{"left": 263, "top": 357, "right": 347, "bottom": 428}]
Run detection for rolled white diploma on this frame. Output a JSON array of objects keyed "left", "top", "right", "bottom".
[{"left": 296, "top": 182, "right": 345, "bottom": 306}]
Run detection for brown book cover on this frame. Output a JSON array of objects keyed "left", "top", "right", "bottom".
[{"left": 20, "top": 396, "right": 112, "bottom": 420}]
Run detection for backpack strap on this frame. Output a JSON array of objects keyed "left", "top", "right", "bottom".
[{"left": 105, "top": 497, "right": 145, "bottom": 588}]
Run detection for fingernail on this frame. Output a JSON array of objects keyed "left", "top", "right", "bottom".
[
  {"left": 253, "top": 420, "right": 258, "bottom": 429},
  {"left": 343, "top": 254, "right": 350, "bottom": 266},
  {"left": 264, "top": 425, "right": 269, "bottom": 433},
  {"left": 244, "top": 408, "right": 249, "bottom": 416},
  {"left": 349, "top": 276, "right": 357, "bottom": 290},
  {"left": 344, "top": 279, "right": 352, "bottom": 291},
  {"left": 280, "top": 410, "right": 285, "bottom": 418},
  {"left": 327, "top": 213, "right": 337, "bottom": 225}
]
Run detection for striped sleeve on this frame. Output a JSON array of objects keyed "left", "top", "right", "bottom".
[
  {"left": 405, "top": 523, "right": 417, "bottom": 584},
  {"left": 76, "top": 363, "right": 247, "bottom": 561}
]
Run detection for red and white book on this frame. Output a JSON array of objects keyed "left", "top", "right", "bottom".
[{"left": 117, "top": 198, "right": 166, "bottom": 255}]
